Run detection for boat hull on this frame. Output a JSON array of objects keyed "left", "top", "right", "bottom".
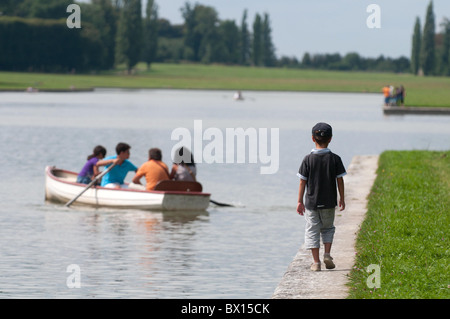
[{"left": 45, "top": 166, "right": 210, "bottom": 211}]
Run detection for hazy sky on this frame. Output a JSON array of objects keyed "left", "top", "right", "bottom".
[
  {"left": 80, "top": 0, "right": 450, "bottom": 59},
  {"left": 153, "top": 0, "right": 450, "bottom": 59}
]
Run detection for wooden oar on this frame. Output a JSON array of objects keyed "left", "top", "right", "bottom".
[
  {"left": 65, "top": 163, "right": 116, "bottom": 207},
  {"left": 209, "top": 199, "right": 234, "bottom": 207}
]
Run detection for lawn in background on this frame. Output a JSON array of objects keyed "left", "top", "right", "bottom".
[{"left": 1, "top": 63, "right": 450, "bottom": 107}]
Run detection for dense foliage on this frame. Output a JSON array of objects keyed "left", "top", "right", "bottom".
[{"left": 0, "top": 16, "right": 102, "bottom": 72}]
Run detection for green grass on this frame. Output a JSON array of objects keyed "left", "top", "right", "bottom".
[
  {"left": 347, "top": 151, "right": 450, "bottom": 299},
  {"left": 1, "top": 62, "right": 450, "bottom": 107}
]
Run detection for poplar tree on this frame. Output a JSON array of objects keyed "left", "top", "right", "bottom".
[
  {"left": 438, "top": 19, "right": 450, "bottom": 76},
  {"left": 143, "top": 0, "right": 159, "bottom": 70},
  {"left": 262, "top": 13, "right": 276, "bottom": 67},
  {"left": 115, "top": 0, "right": 142, "bottom": 73},
  {"left": 91, "top": 0, "right": 117, "bottom": 70},
  {"left": 419, "top": 1, "right": 435, "bottom": 75},
  {"left": 252, "top": 13, "right": 262, "bottom": 66},
  {"left": 411, "top": 17, "right": 421, "bottom": 75},
  {"left": 240, "top": 9, "right": 251, "bottom": 65}
]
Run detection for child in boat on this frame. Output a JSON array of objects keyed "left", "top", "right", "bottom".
[
  {"left": 169, "top": 147, "right": 197, "bottom": 182},
  {"left": 97, "top": 142, "right": 138, "bottom": 189},
  {"left": 296, "top": 123, "right": 346, "bottom": 271},
  {"left": 77, "top": 145, "right": 107, "bottom": 184},
  {"left": 132, "top": 148, "right": 170, "bottom": 190}
]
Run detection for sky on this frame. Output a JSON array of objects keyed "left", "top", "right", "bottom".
[
  {"left": 82, "top": 0, "right": 450, "bottom": 59},
  {"left": 153, "top": 0, "right": 450, "bottom": 59}
]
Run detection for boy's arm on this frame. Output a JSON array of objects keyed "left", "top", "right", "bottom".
[
  {"left": 96, "top": 158, "right": 117, "bottom": 167},
  {"left": 132, "top": 167, "right": 144, "bottom": 185},
  {"left": 337, "top": 177, "right": 345, "bottom": 211},
  {"left": 297, "top": 179, "right": 307, "bottom": 215}
]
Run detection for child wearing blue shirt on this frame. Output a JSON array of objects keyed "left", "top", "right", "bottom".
[{"left": 96, "top": 143, "right": 138, "bottom": 188}]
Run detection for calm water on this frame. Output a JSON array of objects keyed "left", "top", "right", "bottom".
[{"left": 0, "top": 89, "right": 449, "bottom": 298}]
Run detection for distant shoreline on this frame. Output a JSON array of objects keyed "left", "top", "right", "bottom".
[
  {"left": 0, "top": 88, "right": 95, "bottom": 93},
  {"left": 1, "top": 63, "right": 449, "bottom": 107},
  {"left": 2, "top": 87, "right": 450, "bottom": 114}
]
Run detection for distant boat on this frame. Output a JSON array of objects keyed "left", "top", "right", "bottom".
[
  {"left": 233, "top": 91, "right": 244, "bottom": 101},
  {"left": 45, "top": 166, "right": 210, "bottom": 211}
]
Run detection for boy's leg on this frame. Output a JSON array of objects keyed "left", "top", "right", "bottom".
[
  {"left": 324, "top": 242, "right": 332, "bottom": 254},
  {"left": 319, "top": 208, "right": 336, "bottom": 249},
  {"left": 311, "top": 248, "right": 320, "bottom": 263},
  {"left": 304, "top": 210, "right": 322, "bottom": 267},
  {"left": 320, "top": 209, "right": 336, "bottom": 269}
]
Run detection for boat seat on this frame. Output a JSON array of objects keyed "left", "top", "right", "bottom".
[{"left": 154, "top": 180, "right": 203, "bottom": 192}]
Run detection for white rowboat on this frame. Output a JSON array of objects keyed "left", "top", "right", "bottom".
[{"left": 45, "top": 166, "right": 210, "bottom": 211}]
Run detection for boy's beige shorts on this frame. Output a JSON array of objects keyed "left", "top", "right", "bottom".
[{"left": 304, "top": 208, "right": 336, "bottom": 249}]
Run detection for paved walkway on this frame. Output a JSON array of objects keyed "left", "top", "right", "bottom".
[{"left": 272, "top": 155, "right": 379, "bottom": 299}]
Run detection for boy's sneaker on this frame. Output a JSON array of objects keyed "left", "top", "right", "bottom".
[
  {"left": 310, "top": 262, "right": 321, "bottom": 271},
  {"left": 323, "top": 255, "right": 335, "bottom": 269}
]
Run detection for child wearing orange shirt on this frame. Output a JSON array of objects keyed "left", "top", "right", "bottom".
[{"left": 132, "top": 148, "right": 170, "bottom": 190}]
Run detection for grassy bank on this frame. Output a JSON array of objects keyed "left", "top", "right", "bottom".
[
  {"left": 347, "top": 151, "right": 449, "bottom": 299},
  {"left": 1, "top": 63, "right": 450, "bottom": 107}
]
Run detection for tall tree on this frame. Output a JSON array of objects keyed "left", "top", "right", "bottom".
[
  {"left": 217, "top": 20, "right": 240, "bottom": 64},
  {"left": 181, "top": 3, "right": 219, "bottom": 63},
  {"left": 261, "top": 13, "right": 276, "bottom": 66},
  {"left": 252, "top": 13, "right": 262, "bottom": 66},
  {"left": 195, "top": 5, "right": 219, "bottom": 63},
  {"left": 419, "top": 1, "right": 435, "bottom": 75},
  {"left": 302, "top": 52, "right": 312, "bottom": 68},
  {"left": 115, "top": 0, "right": 142, "bottom": 73},
  {"left": 181, "top": 2, "right": 200, "bottom": 61},
  {"left": 143, "top": 0, "right": 159, "bottom": 70},
  {"left": 91, "top": 0, "right": 117, "bottom": 70},
  {"left": 411, "top": 17, "right": 421, "bottom": 75},
  {"left": 240, "top": 9, "right": 251, "bottom": 65},
  {"left": 438, "top": 19, "right": 450, "bottom": 76}
]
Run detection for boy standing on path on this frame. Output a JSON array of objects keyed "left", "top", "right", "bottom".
[{"left": 296, "top": 123, "right": 346, "bottom": 271}]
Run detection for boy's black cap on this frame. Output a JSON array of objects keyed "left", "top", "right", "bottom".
[{"left": 312, "top": 122, "right": 332, "bottom": 138}]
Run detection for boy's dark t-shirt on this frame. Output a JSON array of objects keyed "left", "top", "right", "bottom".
[{"left": 298, "top": 149, "right": 346, "bottom": 210}]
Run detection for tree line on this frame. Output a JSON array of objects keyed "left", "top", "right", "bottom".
[
  {"left": 2, "top": 0, "right": 446, "bottom": 76},
  {"left": 411, "top": 1, "right": 450, "bottom": 76},
  {"left": 0, "top": 0, "right": 276, "bottom": 72},
  {"left": 277, "top": 53, "right": 411, "bottom": 73}
]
